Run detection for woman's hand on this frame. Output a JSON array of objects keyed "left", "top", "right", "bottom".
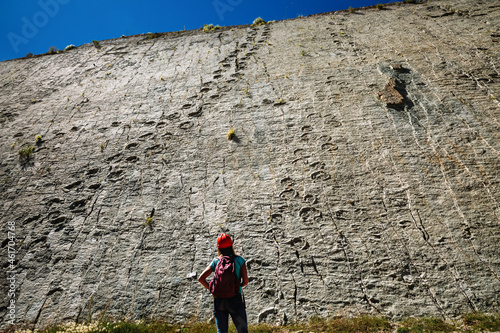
[{"left": 198, "top": 266, "right": 212, "bottom": 290}]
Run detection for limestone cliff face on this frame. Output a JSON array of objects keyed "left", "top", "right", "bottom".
[{"left": 1, "top": 0, "right": 499, "bottom": 327}]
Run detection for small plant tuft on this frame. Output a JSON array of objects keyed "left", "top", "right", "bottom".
[
  {"left": 146, "top": 33, "right": 160, "bottom": 40},
  {"left": 203, "top": 24, "right": 221, "bottom": 33},
  {"left": 92, "top": 40, "right": 101, "bottom": 49},
  {"left": 100, "top": 141, "right": 106, "bottom": 152},
  {"left": 25, "top": 52, "right": 34, "bottom": 58},
  {"left": 35, "top": 135, "right": 42, "bottom": 146},
  {"left": 348, "top": 6, "right": 356, "bottom": 13},
  {"left": 47, "top": 46, "right": 58, "bottom": 54},
  {"left": 275, "top": 97, "right": 285, "bottom": 106},
  {"left": 253, "top": 17, "right": 266, "bottom": 25},
  {"left": 376, "top": 3, "right": 384, "bottom": 10},
  {"left": 227, "top": 128, "right": 235, "bottom": 140},
  {"left": 406, "top": 0, "right": 415, "bottom": 3},
  {"left": 18, "top": 146, "right": 34, "bottom": 162}
]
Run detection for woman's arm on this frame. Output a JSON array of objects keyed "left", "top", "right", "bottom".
[
  {"left": 198, "top": 266, "right": 212, "bottom": 290},
  {"left": 240, "top": 262, "right": 249, "bottom": 287}
]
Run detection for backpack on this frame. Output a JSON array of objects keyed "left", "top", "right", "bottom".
[{"left": 209, "top": 256, "right": 240, "bottom": 298}]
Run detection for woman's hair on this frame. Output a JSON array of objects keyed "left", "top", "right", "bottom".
[{"left": 218, "top": 245, "right": 236, "bottom": 257}]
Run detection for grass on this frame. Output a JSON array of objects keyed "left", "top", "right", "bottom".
[
  {"left": 6, "top": 313, "right": 500, "bottom": 333},
  {"left": 47, "top": 46, "right": 58, "bottom": 54},
  {"left": 398, "top": 317, "right": 455, "bottom": 332},
  {"left": 253, "top": 17, "right": 266, "bottom": 26},
  {"left": 146, "top": 33, "right": 160, "bottom": 40},
  {"left": 18, "top": 146, "right": 34, "bottom": 162},
  {"left": 6, "top": 318, "right": 393, "bottom": 333},
  {"left": 35, "top": 135, "right": 42, "bottom": 146},
  {"left": 462, "top": 312, "right": 500, "bottom": 331},
  {"left": 227, "top": 128, "right": 235, "bottom": 140},
  {"left": 202, "top": 24, "right": 221, "bottom": 33}
]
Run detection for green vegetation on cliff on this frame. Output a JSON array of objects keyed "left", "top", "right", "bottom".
[{"left": 6, "top": 313, "right": 500, "bottom": 333}]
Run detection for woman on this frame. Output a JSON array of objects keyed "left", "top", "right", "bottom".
[{"left": 198, "top": 233, "right": 249, "bottom": 333}]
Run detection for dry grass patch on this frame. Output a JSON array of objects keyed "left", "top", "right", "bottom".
[{"left": 5, "top": 313, "right": 500, "bottom": 333}]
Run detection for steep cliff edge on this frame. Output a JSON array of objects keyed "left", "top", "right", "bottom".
[{"left": 1, "top": 0, "right": 499, "bottom": 328}]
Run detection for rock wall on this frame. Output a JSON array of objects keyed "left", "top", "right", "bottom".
[{"left": 1, "top": 0, "right": 499, "bottom": 327}]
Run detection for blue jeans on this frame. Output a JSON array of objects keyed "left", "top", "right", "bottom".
[{"left": 213, "top": 294, "right": 248, "bottom": 333}]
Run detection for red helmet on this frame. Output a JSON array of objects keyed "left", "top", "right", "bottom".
[{"left": 217, "top": 233, "right": 233, "bottom": 249}]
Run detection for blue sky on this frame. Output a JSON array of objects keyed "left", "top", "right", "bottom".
[{"left": 1, "top": 0, "right": 397, "bottom": 62}]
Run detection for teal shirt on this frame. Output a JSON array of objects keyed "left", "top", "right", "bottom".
[{"left": 210, "top": 255, "right": 246, "bottom": 293}]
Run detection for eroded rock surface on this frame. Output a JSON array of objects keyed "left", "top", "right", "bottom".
[{"left": 1, "top": 0, "right": 499, "bottom": 328}]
